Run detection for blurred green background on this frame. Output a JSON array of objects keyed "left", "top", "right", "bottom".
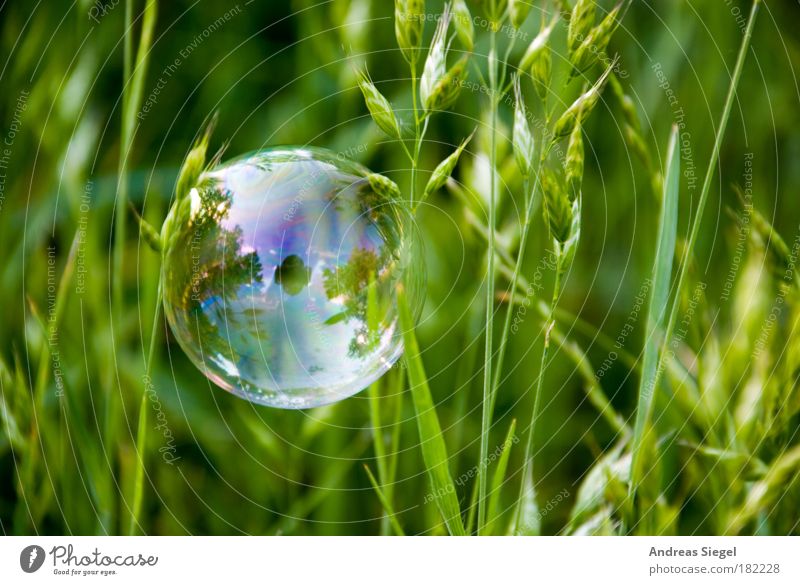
[{"left": 1, "top": 0, "right": 799, "bottom": 535}]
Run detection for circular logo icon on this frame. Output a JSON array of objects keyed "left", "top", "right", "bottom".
[{"left": 20, "top": 545, "right": 46, "bottom": 573}]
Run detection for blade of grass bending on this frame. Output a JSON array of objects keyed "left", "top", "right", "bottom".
[
  {"left": 628, "top": 0, "right": 761, "bottom": 520},
  {"left": 114, "top": 0, "right": 158, "bottom": 314},
  {"left": 398, "top": 285, "right": 466, "bottom": 536},
  {"left": 486, "top": 418, "right": 517, "bottom": 535},
  {"left": 110, "top": 0, "right": 158, "bottom": 532},
  {"left": 363, "top": 465, "right": 406, "bottom": 536},
  {"left": 128, "top": 391, "right": 148, "bottom": 535},
  {"left": 628, "top": 125, "right": 680, "bottom": 510}
]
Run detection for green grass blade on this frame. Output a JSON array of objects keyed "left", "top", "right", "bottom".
[
  {"left": 629, "top": 0, "right": 761, "bottom": 521},
  {"left": 363, "top": 465, "right": 405, "bottom": 536},
  {"left": 115, "top": 0, "right": 158, "bottom": 313},
  {"left": 514, "top": 471, "right": 541, "bottom": 535},
  {"left": 478, "top": 30, "right": 502, "bottom": 535},
  {"left": 20, "top": 231, "right": 80, "bottom": 529},
  {"left": 128, "top": 281, "right": 162, "bottom": 535},
  {"left": 128, "top": 390, "right": 148, "bottom": 535},
  {"left": 386, "top": 367, "right": 405, "bottom": 501},
  {"left": 111, "top": 0, "right": 159, "bottom": 533},
  {"left": 465, "top": 478, "right": 480, "bottom": 535},
  {"left": 628, "top": 125, "right": 680, "bottom": 513},
  {"left": 398, "top": 285, "right": 466, "bottom": 536},
  {"left": 486, "top": 418, "right": 516, "bottom": 535}
]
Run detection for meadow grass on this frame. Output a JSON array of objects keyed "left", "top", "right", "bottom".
[{"left": 1, "top": 0, "right": 799, "bottom": 536}]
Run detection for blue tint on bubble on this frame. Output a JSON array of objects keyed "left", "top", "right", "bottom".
[{"left": 161, "top": 148, "right": 423, "bottom": 409}]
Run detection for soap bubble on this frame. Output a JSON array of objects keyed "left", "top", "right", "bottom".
[{"left": 161, "top": 148, "right": 423, "bottom": 409}]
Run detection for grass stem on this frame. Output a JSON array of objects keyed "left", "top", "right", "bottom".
[
  {"left": 127, "top": 281, "right": 161, "bottom": 535},
  {"left": 514, "top": 254, "right": 564, "bottom": 534},
  {"left": 627, "top": 0, "right": 761, "bottom": 525},
  {"left": 477, "top": 31, "right": 500, "bottom": 534}
]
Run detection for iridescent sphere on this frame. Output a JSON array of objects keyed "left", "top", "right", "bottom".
[{"left": 161, "top": 148, "right": 423, "bottom": 409}]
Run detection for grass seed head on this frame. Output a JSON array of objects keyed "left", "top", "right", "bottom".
[
  {"left": 509, "top": 0, "right": 531, "bottom": 29},
  {"left": 474, "top": 0, "right": 508, "bottom": 29},
  {"left": 609, "top": 72, "right": 640, "bottom": 130},
  {"left": 452, "top": 0, "right": 474, "bottom": 51},
  {"left": 569, "top": 2, "right": 623, "bottom": 75},
  {"left": 568, "top": 0, "right": 596, "bottom": 56},
  {"left": 541, "top": 167, "right": 573, "bottom": 244},
  {"left": 129, "top": 203, "right": 162, "bottom": 252},
  {"left": 422, "top": 130, "right": 475, "bottom": 205},
  {"left": 512, "top": 77, "right": 535, "bottom": 177},
  {"left": 553, "top": 60, "right": 615, "bottom": 139},
  {"left": 395, "top": 0, "right": 426, "bottom": 64},
  {"left": 368, "top": 173, "right": 402, "bottom": 201},
  {"left": 357, "top": 69, "right": 401, "bottom": 138},
  {"left": 531, "top": 40, "right": 553, "bottom": 101},
  {"left": 426, "top": 55, "right": 469, "bottom": 112},
  {"left": 485, "top": 0, "right": 509, "bottom": 26},
  {"left": 558, "top": 196, "right": 582, "bottom": 271},
  {"left": 624, "top": 124, "right": 652, "bottom": 172},
  {"left": 566, "top": 120, "right": 584, "bottom": 200},
  {"left": 518, "top": 14, "right": 559, "bottom": 73},
  {"left": 420, "top": 4, "right": 452, "bottom": 111},
  {"left": 175, "top": 115, "right": 216, "bottom": 203},
  {"left": 745, "top": 191, "right": 796, "bottom": 285}
]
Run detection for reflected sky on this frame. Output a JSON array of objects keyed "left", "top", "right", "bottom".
[{"left": 162, "top": 148, "right": 418, "bottom": 409}]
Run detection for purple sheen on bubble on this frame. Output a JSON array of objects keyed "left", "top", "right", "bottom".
[{"left": 161, "top": 147, "right": 423, "bottom": 409}]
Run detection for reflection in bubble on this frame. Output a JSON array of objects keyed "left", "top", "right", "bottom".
[{"left": 162, "top": 148, "right": 423, "bottom": 409}]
